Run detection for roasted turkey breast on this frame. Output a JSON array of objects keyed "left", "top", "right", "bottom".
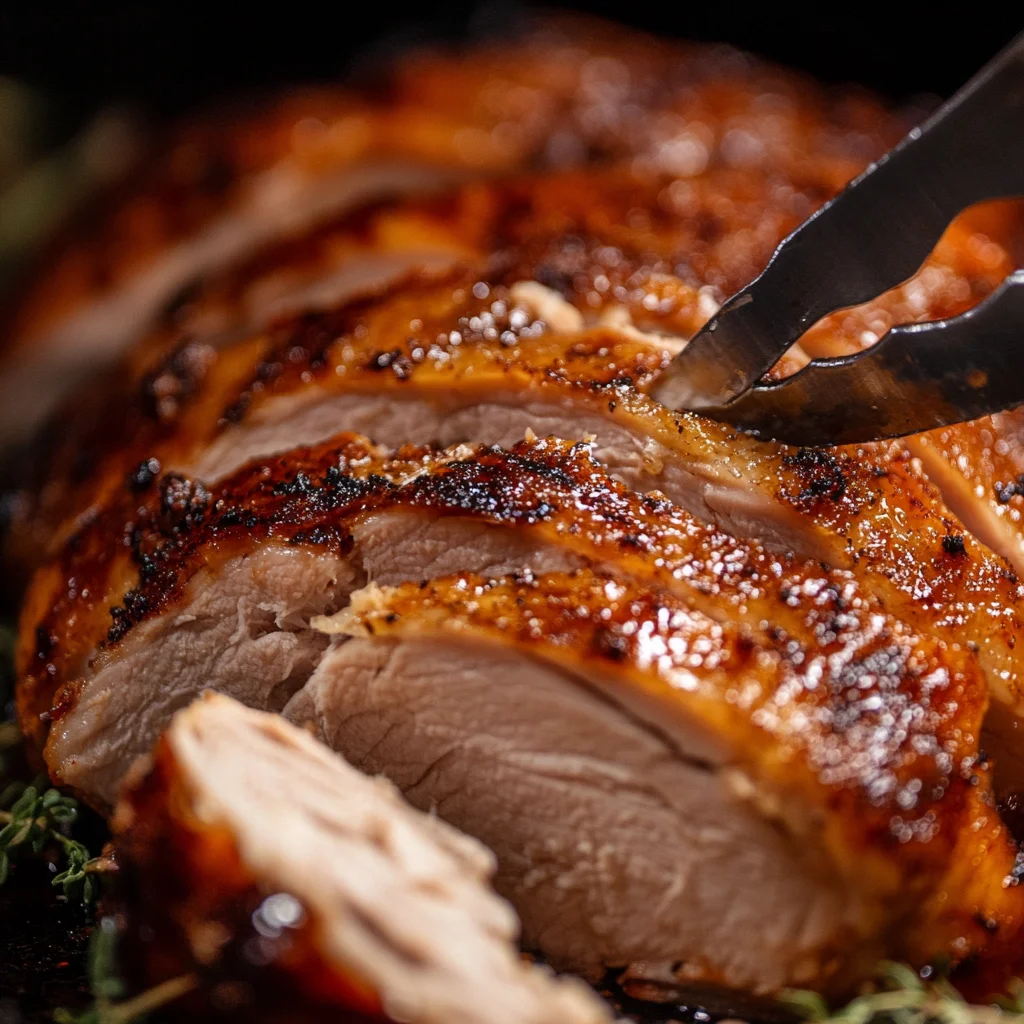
[
  {"left": 114, "top": 692, "right": 609, "bottom": 1024},
  {"left": 17, "top": 269, "right": 1024, "bottom": 792},
  {"left": 6, "top": 13, "right": 1024, "bottom": 1012},
  {"left": 15, "top": 433, "right": 1024, "bottom": 995},
  {"left": 12, "top": 171, "right": 1019, "bottom": 572},
  {"left": 22, "top": 433, "right": 972, "bottom": 801}
]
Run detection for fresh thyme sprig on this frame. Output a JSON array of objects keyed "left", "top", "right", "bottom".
[
  {"left": 0, "top": 619, "right": 109, "bottom": 903},
  {"left": 780, "top": 961, "right": 1024, "bottom": 1024},
  {"left": 0, "top": 776, "right": 106, "bottom": 901},
  {"left": 54, "top": 916, "right": 197, "bottom": 1024}
]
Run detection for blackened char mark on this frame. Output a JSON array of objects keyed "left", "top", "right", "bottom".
[{"left": 782, "top": 448, "right": 848, "bottom": 503}]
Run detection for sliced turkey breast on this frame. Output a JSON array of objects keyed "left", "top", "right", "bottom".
[
  {"left": 113, "top": 692, "right": 609, "bottom": 1024},
  {"left": 25, "top": 427, "right": 1024, "bottom": 996},
  {"left": 0, "top": 14, "right": 910, "bottom": 442},
  {"left": 27, "top": 430, "right": 1021, "bottom": 809},
  {"left": 16, "top": 263, "right": 1014, "bottom": 577},
  {"left": 16, "top": 265, "right": 1023, "bottom": 768},
  {"left": 9, "top": 163, "right": 812, "bottom": 570},
  {"left": 290, "top": 570, "right": 1024, "bottom": 999},
  {"left": 16, "top": 162, "right": 1017, "bottom": 577}
]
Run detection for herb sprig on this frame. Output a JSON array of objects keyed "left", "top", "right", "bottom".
[
  {"left": 781, "top": 962, "right": 1024, "bottom": 1024},
  {"left": 0, "top": 776, "right": 105, "bottom": 901}
]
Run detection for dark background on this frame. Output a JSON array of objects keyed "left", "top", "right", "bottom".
[{"left": 1, "top": 2, "right": 1022, "bottom": 133}]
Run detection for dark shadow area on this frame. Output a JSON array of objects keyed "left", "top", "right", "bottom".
[{"left": 1, "top": 2, "right": 1022, "bottom": 132}]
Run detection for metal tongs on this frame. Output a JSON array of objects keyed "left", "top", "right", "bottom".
[{"left": 651, "top": 33, "right": 1024, "bottom": 446}]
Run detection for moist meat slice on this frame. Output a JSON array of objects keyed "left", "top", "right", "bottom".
[
  {"left": 113, "top": 692, "right": 609, "bottom": 1024},
  {"left": 0, "top": 14, "right": 909, "bottom": 443},
  {"left": 25, "top": 432, "right": 1009, "bottom": 805},
  {"left": 290, "top": 570, "right": 1024, "bottom": 999}
]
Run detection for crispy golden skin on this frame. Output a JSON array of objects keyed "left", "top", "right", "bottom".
[
  {"left": 17, "top": 265, "right": 1024, "bottom": 771},
  {"left": 0, "top": 15, "right": 932, "bottom": 569},
  {"left": 12, "top": 432, "right": 881, "bottom": 746},
  {"left": 4, "top": 19, "right": 1020, "bottom": 600},
  {"left": 18, "top": 169, "right": 1018, "bottom": 565}
]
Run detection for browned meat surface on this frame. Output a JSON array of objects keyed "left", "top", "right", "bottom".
[
  {"left": 295, "top": 570, "right": 1023, "bottom": 997},
  {"left": 15, "top": 429, "right": 1024, "bottom": 995},
  {"left": 17, "top": 267, "right": 1024, "bottom": 790},
  {"left": 114, "top": 692, "right": 609, "bottom": 1024},
  {"left": 15, "top": 172, "right": 1017, "bottom": 575},
  {"left": 24, "top": 414, "right": 1024, "bottom": 994},
  {"left": 906, "top": 414, "right": 1024, "bottom": 577},
  {"left": 22, "top": 433, "right": 979, "bottom": 801},
  {"left": 0, "top": 15, "right": 911, "bottom": 443}
]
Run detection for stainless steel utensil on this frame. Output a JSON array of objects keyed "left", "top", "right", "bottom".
[{"left": 650, "top": 32, "right": 1024, "bottom": 445}]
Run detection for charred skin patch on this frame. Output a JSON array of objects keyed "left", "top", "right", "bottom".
[
  {"left": 140, "top": 341, "right": 215, "bottom": 424},
  {"left": 781, "top": 449, "right": 848, "bottom": 503},
  {"left": 942, "top": 534, "right": 967, "bottom": 557}
]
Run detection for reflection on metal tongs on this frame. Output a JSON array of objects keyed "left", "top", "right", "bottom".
[{"left": 651, "top": 33, "right": 1024, "bottom": 446}]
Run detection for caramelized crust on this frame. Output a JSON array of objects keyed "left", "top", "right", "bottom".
[
  {"left": 18, "top": 170, "right": 1018, "bottom": 570},
  {"left": 16, "top": 432, "right": 1024, "bottom": 807},
  {"left": 16, "top": 165, "right": 804, "bottom": 555},
  {"left": 329, "top": 570, "right": 1024, "bottom": 993},
  {"left": 16, "top": 261, "right": 1024, "bottom": 751},
  {"left": 7, "top": 434, "right": 913, "bottom": 746},
  {"left": 0, "top": 15, "right": 910, "bottom": 365}
]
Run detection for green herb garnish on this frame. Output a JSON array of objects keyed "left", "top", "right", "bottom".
[
  {"left": 0, "top": 776, "right": 104, "bottom": 901},
  {"left": 781, "top": 961, "right": 1024, "bottom": 1024}
]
